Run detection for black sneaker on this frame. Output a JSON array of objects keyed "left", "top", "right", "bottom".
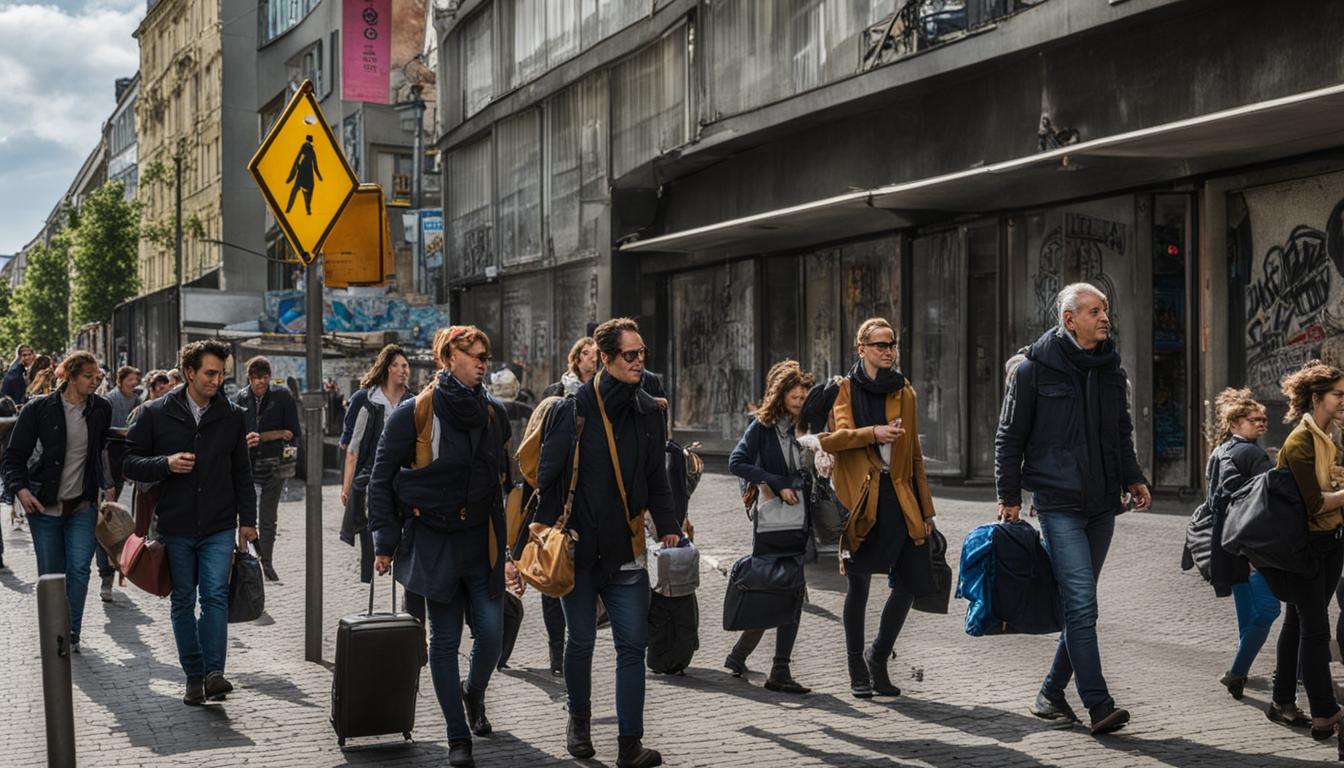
[
  {"left": 723, "top": 654, "right": 748, "bottom": 678},
  {"left": 1089, "top": 701, "right": 1131, "bottom": 735},
  {"left": 204, "top": 671, "right": 234, "bottom": 701},
  {"left": 448, "top": 739, "right": 474, "bottom": 767},
  {"left": 1219, "top": 671, "right": 1247, "bottom": 700},
  {"left": 183, "top": 677, "right": 206, "bottom": 706},
  {"left": 1030, "top": 691, "right": 1079, "bottom": 724}
]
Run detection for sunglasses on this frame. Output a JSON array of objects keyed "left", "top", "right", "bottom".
[
  {"left": 456, "top": 350, "right": 489, "bottom": 364},
  {"left": 617, "top": 347, "right": 648, "bottom": 364},
  {"left": 862, "top": 341, "right": 896, "bottom": 352},
  {"left": 1246, "top": 417, "right": 1268, "bottom": 425}
]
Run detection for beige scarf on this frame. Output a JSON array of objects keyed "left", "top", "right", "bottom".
[{"left": 1300, "top": 414, "right": 1339, "bottom": 493}]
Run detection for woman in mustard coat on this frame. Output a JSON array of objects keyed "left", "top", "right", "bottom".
[{"left": 819, "top": 317, "right": 937, "bottom": 699}]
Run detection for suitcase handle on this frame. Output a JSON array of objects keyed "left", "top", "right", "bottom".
[{"left": 367, "top": 565, "right": 398, "bottom": 616}]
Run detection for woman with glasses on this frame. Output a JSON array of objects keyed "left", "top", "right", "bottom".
[
  {"left": 725, "top": 359, "right": 815, "bottom": 694},
  {"left": 819, "top": 318, "right": 937, "bottom": 699},
  {"left": 1196, "top": 388, "right": 1279, "bottom": 702}
]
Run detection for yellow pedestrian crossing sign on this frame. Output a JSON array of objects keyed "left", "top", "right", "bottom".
[{"left": 248, "top": 80, "right": 358, "bottom": 265}]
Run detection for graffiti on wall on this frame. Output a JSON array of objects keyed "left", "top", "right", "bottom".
[
  {"left": 1244, "top": 223, "right": 1334, "bottom": 394},
  {"left": 673, "top": 261, "right": 754, "bottom": 444},
  {"left": 265, "top": 290, "right": 451, "bottom": 348},
  {"left": 1029, "top": 214, "right": 1126, "bottom": 335}
]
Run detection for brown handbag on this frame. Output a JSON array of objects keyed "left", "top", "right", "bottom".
[
  {"left": 118, "top": 484, "right": 173, "bottom": 597},
  {"left": 95, "top": 500, "right": 136, "bottom": 566},
  {"left": 516, "top": 416, "right": 585, "bottom": 597}
]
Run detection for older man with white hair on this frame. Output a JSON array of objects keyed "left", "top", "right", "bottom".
[{"left": 994, "top": 282, "right": 1152, "bottom": 736}]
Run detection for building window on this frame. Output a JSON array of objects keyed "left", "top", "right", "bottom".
[
  {"left": 496, "top": 110, "right": 542, "bottom": 267},
  {"left": 546, "top": 72, "right": 607, "bottom": 263},
  {"left": 500, "top": 0, "right": 547, "bottom": 91},
  {"left": 501, "top": 272, "right": 554, "bottom": 393},
  {"left": 670, "top": 260, "right": 755, "bottom": 450},
  {"left": 447, "top": 136, "right": 495, "bottom": 280},
  {"left": 259, "top": 0, "right": 320, "bottom": 47},
  {"left": 461, "top": 8, "right": 494, "bottom": 118},
  {"left": 287, "top": 40, "right": 323, "bottom": 93},
  {"left": 610, "top": 23, "right": 689, "bottom": 180}
]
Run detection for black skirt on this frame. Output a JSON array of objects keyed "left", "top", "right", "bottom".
[{"left": 845, "top": 479, "right": 934, "bottom": 595}]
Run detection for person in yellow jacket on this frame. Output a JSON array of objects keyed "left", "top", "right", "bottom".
[{"left": 819, "top": 317, "right": 936, "bottom": 699}]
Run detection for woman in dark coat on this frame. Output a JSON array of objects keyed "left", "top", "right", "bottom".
[
  {"left": 726, "top": 360, "right": 815, "bottom": 694},
  {"left": 1197, "top": 388, "right": 1278, "bottom": 701}
]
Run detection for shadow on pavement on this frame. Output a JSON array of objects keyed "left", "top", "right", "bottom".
[
  {"left": 653, "top": 665, "right": 874, "bottom": 720},
  {"left": 877, "top": 694, "right": 1054, "bottom": 744},
  {"left": 816, "top": 726, "right": 1050, "bottom": 767},
  {"left": 235, "top": 670, "right": 322, "bottom": 709},
  {"left": 498, "top": 665, "right": 568, "bottom": 702},
  {"left": 0, "top": 568, "right": 33, "bottom": 594},
  {"left": 740, "top": 724, "right": 1025, "bottom": 768}
]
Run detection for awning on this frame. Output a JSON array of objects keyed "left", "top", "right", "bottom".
[{"left": 620, "top": 82, "right": 1344, "bottom": 255}]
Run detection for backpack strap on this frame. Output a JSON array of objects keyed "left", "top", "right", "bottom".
[
  {"left": 556, "top": 415, "right": 585, "bottom": 530},
  {"left": 593, "top": 371, "right": 630, "bottom": 517},
  {"left": 412, "top": 387, "right": 434, "bottom": 469}
]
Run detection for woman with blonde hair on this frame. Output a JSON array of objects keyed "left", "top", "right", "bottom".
[
  {"left": 726, "top": 359, "right": 816, "bottom": 694},
  {"left": 1261, "top": 361, "right": 1344, "bottom": 741},
  {"left": 26, "top": 354, "right": 54, "bottom": 398},
  {"left": 820, "top": 317, "right": 936, "bottom": 699},
  {"left": 1196, "top": 388, "right": 1278, "bottom": 701}
]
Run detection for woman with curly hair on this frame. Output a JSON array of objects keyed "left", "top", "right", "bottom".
[
  {"left": 1262, "top": 361, "right": 1344, "bottom": 740},
  {"left": 25, "top": 355, "right": 55, "bottom": 398},
  {"left": 1197, "top": 388, "right": 1277, "bottom": 700},
  {"left": 725, "top": 359, "right": 815, "bottom": 694}
]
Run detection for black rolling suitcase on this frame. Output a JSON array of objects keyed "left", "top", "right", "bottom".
[{"left": 332, "top": 574, "right": 426, "bottom": 747}]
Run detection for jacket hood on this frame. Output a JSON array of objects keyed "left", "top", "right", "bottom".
[{"left": 1026, "top": 327, "right": 1120, "bottom": 373}]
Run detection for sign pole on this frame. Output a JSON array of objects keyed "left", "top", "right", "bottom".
[{"left": 303, "top": 253, "right": 324, "bottom": 663}]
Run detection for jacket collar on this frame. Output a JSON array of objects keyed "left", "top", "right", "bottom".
[{"left": 166, "top": 385, "right": 227, "bottom": 425}]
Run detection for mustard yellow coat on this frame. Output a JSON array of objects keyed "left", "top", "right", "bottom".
[{"left": 818, "top": 378, "right": 936, "bottom": 553}]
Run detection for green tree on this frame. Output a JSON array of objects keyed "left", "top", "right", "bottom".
[
  {"left": 0, "top": 278, "right": 20, "bottom": 355},
  {"left": 70, "top": 181, "right": 140, "bottom": 335},
  {"left": 14, "top": 236, "right": 71, "bottom": 353}
]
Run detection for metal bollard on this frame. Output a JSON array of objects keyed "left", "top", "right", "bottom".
[{"left": 37, "top": 574, "right": 76, "bottom": 768}]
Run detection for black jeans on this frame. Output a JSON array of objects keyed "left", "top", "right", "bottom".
[
  {"left": 843, "top": 571, "right": 914, "bottom": 656},
  {"left": 730, "top": 622, "right": 800, "bottom": 665},
  {"left": 542, "top": 594, "right": 566, "bottom": 653},
  {"left": 1263, "top": 534, "right": 1344, "bottom": 719},
  {"left": 253, "top": 472, "right": 286, "bottom": 564}
]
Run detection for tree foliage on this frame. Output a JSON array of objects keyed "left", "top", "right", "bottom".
[
  {"left": 0, "top": 278, "right": 20, "bottom": 356},
  {"left": 14, "top": 236, "right": 71, "bottom": 354},
  {"left": 70, "top": 181, "right": 140, "bottom": 335}
]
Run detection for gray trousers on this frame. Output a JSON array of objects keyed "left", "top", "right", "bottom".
[{"left": 253, "top": 473, "right": 286, "bottom": 564}]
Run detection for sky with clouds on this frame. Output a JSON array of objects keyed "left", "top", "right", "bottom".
[{"left": 0, "top": 0, "right": 143, "bottom": 254}]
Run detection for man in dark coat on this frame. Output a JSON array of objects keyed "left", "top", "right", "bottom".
[
  {"left": 530, "top": 317, "right": 681, "bottom": 768},
  {"left": 1, "top": 344, "right": 34, "bottom": 403},
  {"left": 124, "top": 340, "right": 257, "bottom": 706},
  {"left": 233, "top": 355, "right": 301, "bottom": 581},
  {"left": 995, "top": 283, "right": 1151, "bottom": 736}
]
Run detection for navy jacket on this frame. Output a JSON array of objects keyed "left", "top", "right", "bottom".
[
  {"left": 339, "top": 387, "right": 370, "bottom": 447},
  {"left": 0, "top": 389, "right": 112, "bottom": 507},
  {"left": 995, "top": 328, "right": 1146, "bottom": 514},
  {"left": 1, "top": 360, "right": 26, "bottom": 404},
  {"left": 233, "top": 384, "right": 302, "bottom": 464},
  {"left": 532, "top": 377, "right": 679, "bottom": 580},
  {"left": 1204, "top": 435, "right": 1272, "bottom": 595},
  {"left": 123, "top": 386, "right": 257, "bottom": 537},
  {"left": 368, "top": 390, "right": 511, "bottom": 604},
  {"left": 729, "top": 418, "right": 799, "bottom": 495}
]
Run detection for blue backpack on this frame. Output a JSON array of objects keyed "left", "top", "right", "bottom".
[{"left": 956, "top": 520, "right": 1063, "bottom": 637}]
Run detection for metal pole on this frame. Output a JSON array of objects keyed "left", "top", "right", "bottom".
[
  {"left": 37, "top": 574, "right": 75, "bottom": 768},
  {"left": 303, "top": 254, "right": 324, "bottom": 663},
  {"left": 411, "top": 87, "right": 424, "bottom": 294},
  {"left": 174, "top": 153, "right": 184, "bottom": 349}
]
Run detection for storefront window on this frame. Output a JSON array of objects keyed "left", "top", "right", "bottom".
[
  {"left": 909, "top": 230, "right": 964, "bottom": 475},
  {"left": 554, "top": 265, "right": 599, "bottom": 374},
  {"left": 447, "top": 136, "right": 494, "bottom": 280},
  {"left": 671, "top": 261, "right": 755, "bottom": 449},
  {"left": 803, "top": 250, "right": 841, "bottom": 380},
  {"left": 497, "top": 111, "right": 543, "bottom": 267},
  {"left": 501, "top": 273, "right": 554, "bottom": 393}
]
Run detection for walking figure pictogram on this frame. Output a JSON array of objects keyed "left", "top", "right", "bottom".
[{"left": 285, "top": 135, "right": 323, "bottom": 215}]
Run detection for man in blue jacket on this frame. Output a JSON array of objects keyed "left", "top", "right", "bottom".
[
  {"left": 124, "top": 340, "right": 257, "bottom": 706},
  {"left": 994, "top": 282, "right": 1151, "bottom": 736},
  {"left": 1, "top": 344, "right": 34, "bottom": 403}
]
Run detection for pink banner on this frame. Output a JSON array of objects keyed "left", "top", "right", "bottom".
[{"left": 343, "top": 0, "right": 391, "bottom": 104}]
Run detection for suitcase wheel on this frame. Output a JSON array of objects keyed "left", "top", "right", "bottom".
[
  {"left": 338, "top": 737, "right": 346, "bottom": 748},
  {"left": 403, "top": 731, "right": 412, "bottom": 741}
]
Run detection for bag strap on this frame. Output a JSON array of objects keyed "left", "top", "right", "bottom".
[
  {"left": 412, "top": 387, "right": 435, "bottom": 469},
  {"left": 133, "top": 484, "right": 158, "bottom": 538},
  {"left": 556, "top": 416, "right": 586, "bottom": 530},
  {"left": 593, "top": 371, "right": 630, "bottom": 518}
]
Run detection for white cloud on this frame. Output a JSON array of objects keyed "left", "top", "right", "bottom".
[{"left": 0, "top": 1, "right": 142, "bottom": 252}]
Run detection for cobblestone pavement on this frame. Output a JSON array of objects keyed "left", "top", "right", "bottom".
[{"left": 0, "top": 476, "right": 1338, "bottom": 766}]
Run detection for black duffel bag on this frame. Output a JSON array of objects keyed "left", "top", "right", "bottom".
[
  {"left": 1221, "top": 468, "right": 1313, "bottom": 577},
  {"left": 1181, "top": 502, "right": 1215, "bottom": 581},
  {"left": 228, "top": 543, "right": 266, "bottom": 623},
  {"left": 722, "top": 554, "right": 805, "bottom": 632},
  {"left": 910, "top": 527, "right": 952, "bottom": 614}
]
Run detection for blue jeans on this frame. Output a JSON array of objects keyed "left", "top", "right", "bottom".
[
  {"left": 29, "top": 506, "right": 97, "bottom": 643},
  {"left": 161, "top": 528, "right": 235, "bottom": 679},
  {"left": 1230, "top": 571, "right": 1280, "bottom": 677},
  {"left": 561, "top": 567, "right": 650, "bottom": 738},
  {"left": 1038, "top": 510, "right": 1115, "bottom": 711},
  {"left": 426, "top": 568, "right": 501, "bottom": 742}
]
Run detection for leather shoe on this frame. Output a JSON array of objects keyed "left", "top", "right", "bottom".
[
  {"left": 1030, "top": 690, "right": 1079, "bottom": 724},
  {"left": 1089, "top": 701, "right": 1130, "bottom": 735},
  {"left": 461, "top": 682, "right": 491, "bottom": 736},
  {"left": 448, "top": 739, "right": 474, "bottom": 767},
  {"left": 617, "top": 735, "right": 662, "bottom": 768},
  {"left": 183, "top": 677, "right": 206, "bottom": 706},
  {"left": 567, "top": 714, "right": 595, "bottom": 759},
  {"left": 205, "top": 671, "right": 234, "bottom": 701}
]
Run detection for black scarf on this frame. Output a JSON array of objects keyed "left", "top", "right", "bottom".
[
  {"left": 433, "top": 369, "right": 488, "bottom": 430},
  {"left": 848, "top": 359, "right": 905, "bottom": 429},
  {"left": 597, "top": 369, "right": 638, "bottom": 421},
  {"left": 1059, "top": 333, "right": 1120, "bottom": 509}
]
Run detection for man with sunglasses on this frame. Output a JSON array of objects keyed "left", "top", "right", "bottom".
[
  {"left": 369, "top": 325, "right": 511, "bottom": 768},
  {"left": 529, "top": 317, "right": 681, "bottom": 768},
  {"left": 995, "top": 283, "right": 1151, "bottom": 736}
]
